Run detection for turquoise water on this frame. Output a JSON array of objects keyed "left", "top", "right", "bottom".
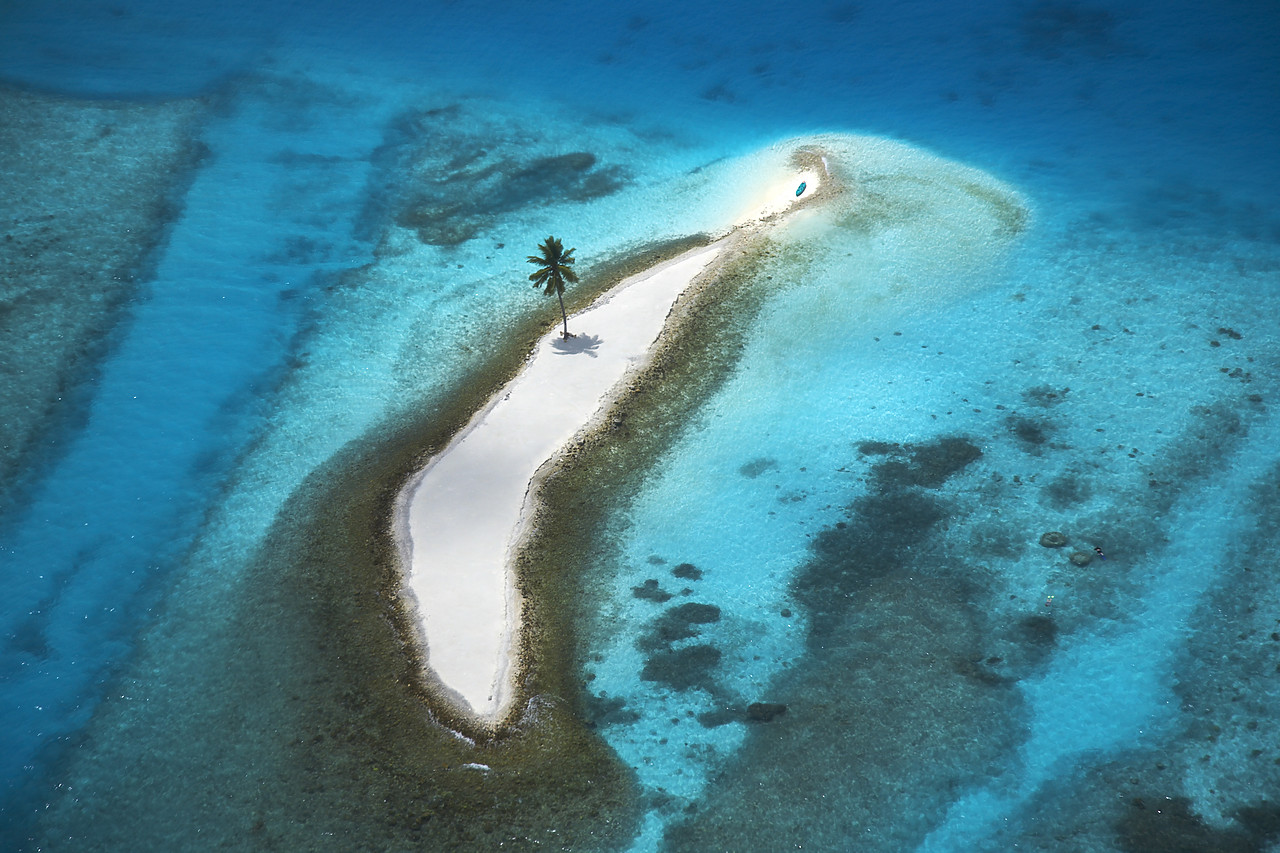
[{"left": 2, "top": 1, "right": 1278, "bottom": 850}]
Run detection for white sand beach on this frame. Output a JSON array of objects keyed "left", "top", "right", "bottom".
[{"left": 397, "top": 160, "right": 822, "bottom": 725}]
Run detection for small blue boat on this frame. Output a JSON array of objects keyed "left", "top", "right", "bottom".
[{"left": 796, "top": 181, "right": 807, "bottom": 197}]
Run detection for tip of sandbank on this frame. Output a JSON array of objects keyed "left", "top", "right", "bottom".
[{"left": 728, "top": 142, "right": 844, "bottom": 230}]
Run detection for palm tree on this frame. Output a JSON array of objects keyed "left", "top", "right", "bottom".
[{"left": 527, "top": 235, "right": 579, "bottom": 339}]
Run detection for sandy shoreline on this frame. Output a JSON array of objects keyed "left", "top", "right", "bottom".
[{"left": 396, "top": 153, "right": 824, "bottom": 726}]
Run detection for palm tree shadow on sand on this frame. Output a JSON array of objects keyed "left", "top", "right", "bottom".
[{"left": 550, "top": 333, "right": 602, "bottom": 358}]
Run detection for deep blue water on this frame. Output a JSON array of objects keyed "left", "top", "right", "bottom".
[{"left": 2, "top": 1, "right": 1278, "bottom": 850}]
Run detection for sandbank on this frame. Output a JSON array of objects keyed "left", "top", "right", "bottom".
[{"left": 396, "top": 156, "right": 824, "bottom": 726}]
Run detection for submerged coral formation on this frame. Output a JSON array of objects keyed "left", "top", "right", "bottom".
[{"left": 0, "top": 88, "right": 203, "bottom": 514}]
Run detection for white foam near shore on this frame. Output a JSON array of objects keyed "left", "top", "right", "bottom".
[{"left": 396, "top": 161, "right": 821, "bottom": 725}]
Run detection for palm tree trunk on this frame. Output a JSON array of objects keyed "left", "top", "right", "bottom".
[{"left": 556, "top": 289, "right": 570, "bottom": 338}]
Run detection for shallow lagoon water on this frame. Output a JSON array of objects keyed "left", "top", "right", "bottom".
[{"left": 2, "top": 1, "right": 1279, "bottom": 850}]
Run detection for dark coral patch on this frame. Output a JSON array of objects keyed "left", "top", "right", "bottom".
[
  {"left": 638, "top": 603, "right": 722, "bottom": 649},
  {"left": 632, "top": 578, "right": 673, "bottom": 603},
  {"left": 746, "top": 702, "right": 788, "bottom": 722},
  {"left": 1044, "top": 473, "right": 1091, "bottom": 509},
  {"left": 668, "top": 602, "right": 721, "bottom": 625},
  {"left": 1116, "top": 795, "right": 1280, "bottom": 853},
  {"left": 856, "top": 440, "right": 902, "bottom": 455},
  {"left": 868, "top": 437, "right": 983, "bottom": 490},
  {"left": 583, "top": 693, "right": 641, "bottom": 728},
  {"left": 636, "top": 601, "right": 724, "bottom": 692},
  {"left": 1023, "top": 384, "right": 1070, "bottom": 407},
  {"left": 1017, "top": 614, "right": 1058, "bottom": 647},
  {"left": 672, "top": 563, "right": 703, "bottom": 580},
  {"left": 797, "top": 436, "right": 982, "bottom": 642},
  {"left": 640, "top": 645, "right": 722, "bottom": 692},
  {"left": 1008, "top": 415, "right": 1051, "bottom": 447},
  {"left": 375, "top": 106, "right": 630, "bottom": 245},
  {"left": 812, "top": 490, "right": 943, "bottom": 570},
  {"left": 952, "top": 656, "right": 1013, "bottom": 687},
  {"left": 908, "top": 437, "right": 983, "bottom": 488}
]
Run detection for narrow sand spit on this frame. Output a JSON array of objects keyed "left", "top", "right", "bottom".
[{"left": 396, "top": 155, "right": 825, "bottom": 726}]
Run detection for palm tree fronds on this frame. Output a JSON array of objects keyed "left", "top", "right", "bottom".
[{"left": 524, "top": 235, "right": 579, "bottom": 338}]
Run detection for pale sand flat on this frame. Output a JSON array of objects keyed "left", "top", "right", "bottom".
[{"left": 397, "top": 161, "right": 822, "bottom": 726}]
